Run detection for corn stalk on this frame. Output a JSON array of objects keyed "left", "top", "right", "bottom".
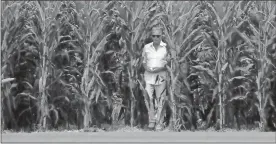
[
  {"left": 202, "top": 1, "right": 246, "bottom": 129},
  {"left": 1, "top": 2, "right": 18, "bottom": 130},
  {"left": 80, "top": 36, "right": 108, "bottom": 129},
  {"left": 78, "top": 1, "right": 109, "bottom": 129},
  {"left": 232, "top": 1, "right": 276, "bottom": 131},
  {"left": 2, "top": 1, "right": 46, "bottom": 130},
  {"left": 253, "top": 1, "right": 276, "bottom": 131},
  {"left": 35, "top": 1, "right": 60, "bottom": 130},
  {"left": 126, "top": 1, "right": 147, "bottom": 127}
]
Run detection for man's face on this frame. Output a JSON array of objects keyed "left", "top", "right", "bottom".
[{"left": 151, "top": 29, "right": 162, "bottom": 45}]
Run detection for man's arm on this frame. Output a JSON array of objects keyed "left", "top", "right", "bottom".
[{"left": 142, "top": 47, "right": 153, "bottom": 72}]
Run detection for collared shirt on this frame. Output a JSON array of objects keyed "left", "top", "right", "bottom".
[{"left": 142, "top": 41, "right": 170, "bottom": 85}]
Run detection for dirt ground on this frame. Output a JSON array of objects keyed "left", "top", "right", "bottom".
[{"left": 1, "top": 130, "right": 276, "bottom": 144}]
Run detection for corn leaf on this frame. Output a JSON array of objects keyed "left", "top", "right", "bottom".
[{"left": 1, "top": 78, "right": 15, "bottom": 84}]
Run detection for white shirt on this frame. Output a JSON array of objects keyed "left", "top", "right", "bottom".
[{"left": 142, "top": 41, "right": 169, "bottom": 85}]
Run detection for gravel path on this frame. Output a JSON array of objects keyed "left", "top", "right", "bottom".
[{"left": 1, "top": 131, "right": 276, "bottom": 144}]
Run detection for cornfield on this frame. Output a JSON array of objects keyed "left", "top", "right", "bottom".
[{"left": 1, "top": 1, "right": 276, "bottom": 132}]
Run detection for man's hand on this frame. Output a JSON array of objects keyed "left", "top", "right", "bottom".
[
  {"left": 143, "top": 63, "right": 154, "bottom": 72},
  {"left": 145, "top": 66, "right": 155, "bottom": 73},
  {"left": 151, "top": 67, "right": 166, "bottom": 73},
  {"left": 143, "top": 63, "right": 167, "bottom": 73}
]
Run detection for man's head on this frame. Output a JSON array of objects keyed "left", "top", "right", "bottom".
[{"left": 151, "top": 27, "right": 163, "bottom": 45}]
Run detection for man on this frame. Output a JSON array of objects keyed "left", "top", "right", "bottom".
[{"left": 142, "top": 26, "right": 170, "bottom": 131}]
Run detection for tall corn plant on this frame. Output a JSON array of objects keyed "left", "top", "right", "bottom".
[
  {"left": 160, "top": 1, "right": 208, "bottom": 130},
  {"left": 32, "top": 1, "right": 81, "bottom": 130},
  {"left": 37, "top": 2, "right": 49, "bottom": 131},
  {"left": 77, "top": 1, "right": 109, "bottom": 129},
  {"left": 62, "top": 1, "right": 132, "bottom": 129},
  {"left": 238, "top": 1, "right": 276, "bottom": 131},
  {"left": 46, "top": 1, "right": 93, "bottom": 129},
  {"left": 192, "top": 1, "right": 256, "bottom": 129},
  {"left": 33, "top": 1, "right": 63, "bottom": 130},
  {"left": 200, "top": 1, "right": 240, "bottom": 130},
  {"left": 1, "top": 1, "right": 21, "bottom": 130},
  {"left": 205, "top": 1, "right": 276, "bottom": 130},
  {"left": 1, "top": 1, "right": 49, "bottom": 130},
  {"left": 217, "top": 1, "right": 259, "bottom": 129}
]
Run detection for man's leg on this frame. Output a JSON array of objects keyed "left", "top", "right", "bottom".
[
  {"left": 145, "top": 83, "right": 156, "bottom": 129},
  {"left": 154, "top": 81, "right": 167, "bottom": 130}
]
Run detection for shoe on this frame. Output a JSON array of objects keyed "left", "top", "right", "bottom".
[
  {"left": 148, "top": 122, "right": 155, "bottom": 130},
  {"left": 155, "top": 124, "right": 162, "bottom": 131}
]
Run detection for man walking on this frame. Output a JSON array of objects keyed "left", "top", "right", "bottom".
[{"left": 142, "top": 27, "right": 170, "bottom": 131}]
